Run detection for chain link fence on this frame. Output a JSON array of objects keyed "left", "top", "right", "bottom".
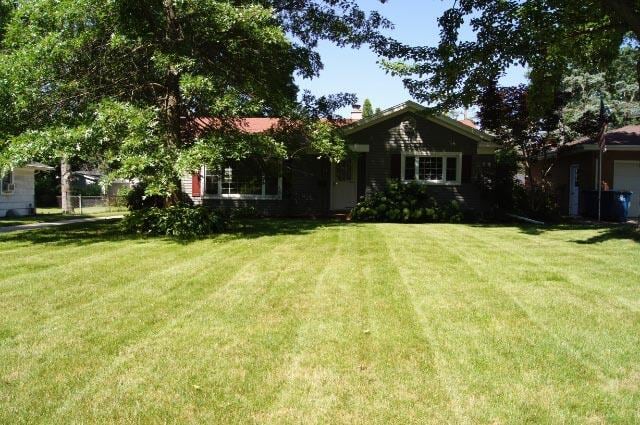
[{"left": 55, "top": 195, "right": 127, "bottom": 215}]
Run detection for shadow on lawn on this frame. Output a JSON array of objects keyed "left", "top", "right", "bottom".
[
  {"left": 0, "top": 218, "right": 356, "bottom": 247},
  {"left": 514, "top": 223, "right": 640, "bottom": 244}
]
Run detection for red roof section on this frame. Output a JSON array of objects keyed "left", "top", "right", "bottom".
[
  {"left": 566, "top": 124, "right": 640, "bottom": 147},
  {"left": 458, "top": 118, "right": 477, "bottom": 129},
  {"left": 192, "top": 117, "right": 355, "bottom": 134}
]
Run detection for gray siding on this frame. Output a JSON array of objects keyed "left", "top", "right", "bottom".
[
  {"left": 188, "top": 156, "right": 331, "bottom": 217},
  {"left": 347, "top": 112, "right": 493, "bottom": 211},
  {"left": 182, "top": 112, "right": 494, "bottom": 216}
]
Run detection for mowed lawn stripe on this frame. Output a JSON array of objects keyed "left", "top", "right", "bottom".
[
  {"left": 1, "top": 221, "right": 638, "bottom": 424},
  {"left": 1, "top": 233, "right": 290, "bottom": 422},
  {"left": 447, "top": 224, "right": 640, "bottom": 379},
  {"left": 442, "top": 225, "right": 640, "bottom": 422},
  {"left": 58, "top": 224, "right": 344, "bottom": 423},
  {"left": 0, "top": 233, "right": 249, "bottom": 333},
  {"left": 0, "top": 225, "right": 141, "bottom": 277},
  {"left": 383, "top": 224, "right": 640, "bottom": 423},
  {"left": 261, "top": 224, "right": 454, "bottom": 424}
]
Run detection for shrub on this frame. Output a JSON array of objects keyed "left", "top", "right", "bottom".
[
  {"left": 230, "top": 206, "right": 260, "bottom": 219},
  {"left": 121, "top": 205, "right": 228, "bottom": 238},
  {"left": 123, "top": 183, "right": 165, "bottom": 211},
  {"left": 351, "top": 180, "right": 464, "bottom": 223}
]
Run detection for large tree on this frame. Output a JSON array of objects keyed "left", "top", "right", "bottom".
[
  {"left": 562, "top": 46, "right": 640, "bottom": 139},
  {"left": 0, "top": 0, "right": 391, "bottom": 200},
  {"left": 381, "top": 0, "right": 640, "bottom": 114}
]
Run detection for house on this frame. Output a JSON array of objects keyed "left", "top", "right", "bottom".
[
  {"left": 1, "top": 163, "right": 54, "bottom": 217},
  {"left": 181, "top": 101, "right": 497, "bottom": 216},
  {"left": 533, "top": 125, "right": 640, "bottom": 218},
  {"left": 73, "top": 170, "right": 133, "bottom": 197}
]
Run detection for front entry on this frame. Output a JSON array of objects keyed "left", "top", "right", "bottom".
[
  {"left": 331, "top": 158, "right": 358, "bottom": 210},
  {"left": 569, "top": 164, "right": 580, "bottom": 216}
]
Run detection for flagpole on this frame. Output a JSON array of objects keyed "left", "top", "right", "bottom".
[
  {"left": 598, "top": 147, "right": 602, "bottom": 222},
  {"left": 596, "top": 96, "right": 608, "bottom": 222}
]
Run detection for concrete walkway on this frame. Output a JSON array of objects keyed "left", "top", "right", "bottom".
[{"left": 0, "top": 215, "right": 124, "bottom": 234}]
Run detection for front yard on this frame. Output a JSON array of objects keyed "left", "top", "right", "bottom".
[{"left": 1, "top": 221, "right": 639, "bottom": 423}]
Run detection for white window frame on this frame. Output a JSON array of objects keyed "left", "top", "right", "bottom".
[
  {"left": 1, "top": 169, "right": 14, "bottom": 195},
  {"left": 401, "top": 151, "right": 462, "bottom": 185},
  {"left": 202, "top": 161, "right": 283, "bottom": 201}
]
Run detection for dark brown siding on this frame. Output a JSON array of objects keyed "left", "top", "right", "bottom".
[
  {"left": 346, "top": 112, "right": 490, "bottom": 210},
  {"left": 202, "top": 155, "right": 331, "bottom": 217}
]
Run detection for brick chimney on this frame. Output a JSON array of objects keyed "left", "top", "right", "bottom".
[{"left": 350, "top": 104, "right": 363, "bottom": 121}]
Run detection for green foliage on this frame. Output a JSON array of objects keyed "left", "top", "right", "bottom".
[
  {"left": 381, "top": 1, "right": 638, "bottom": 115},
  {"left": 229, "top": 206, "right": 260, "bottom": 219},
  {"left": 123, "top": 183, "right": 165, "bottom": 211},
  {"left": 121, "top": 205, "right": 227, "bottom": 238},
  {"left": 34, "top": 170, "right": 59, "bottom": 207},
  {"left": 562, "top": 47, "right": 640, "bottom": 138},
  {"left": 477, "top": 148, "right": 520, "bottom": 211},
  {"left": 0, "top": 0, "right": 390, "bottom": 199},
  {"left": 477, "top": 83, "right": 561, "bottom": 182},
  {"left": 512, "top": 183, "right": 560, "bottom": 222},
  {"left": 72, "top": 183, "right": 102, "bottom": 197},
  {"left": 351, "top": 180, "right": 464, "bottom": 223},
  {"left": 362, "top": 99, "right": 374, "bottom": 118}
]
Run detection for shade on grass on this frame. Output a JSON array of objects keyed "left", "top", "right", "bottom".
[{"left": 0, "top": 221, "right": 639, "bottom": 423}]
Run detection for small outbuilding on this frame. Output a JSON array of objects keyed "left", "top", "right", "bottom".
[{"left": 1, "top": 163, "right": 55, "bottom": 217}]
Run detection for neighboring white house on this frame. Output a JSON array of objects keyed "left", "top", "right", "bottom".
[{"left": 1, "top": 163, "right": 54, "bottom": 217}]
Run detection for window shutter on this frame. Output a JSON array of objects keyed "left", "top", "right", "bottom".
[
  {"left": 462, "top": 154, "right": 473, "bottom": 183},
  {"left": 390, "top": 154, "right": 401, "bottom": 179},
  {"left": 191, "top": 173, "right": 201, "bottom": 197}
]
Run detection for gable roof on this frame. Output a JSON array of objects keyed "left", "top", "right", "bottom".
[
  {"left": 565, "top": 124, "right": 640, "bottom": 148},
  {"left": 342, "top": 101, "right": 495, "bottom": 144}
]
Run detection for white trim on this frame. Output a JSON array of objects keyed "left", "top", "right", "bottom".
[
  {"left": 401, "top": 151, "right": 462, "bottom": 185},
  {"left": 330, "top": 157, "right": 358, "bottom": 210},
  {"left": 613, "top": 160, "right": 640, "bottom": 164},
  {"left": 343, "top": 101, "right": 496, "bottom": 144},
  {"left": 349, "top": 144, "right": 370, "bottom": 153},
  {"left": 202, "top": 161, "right": 283, "bottom": 201}
]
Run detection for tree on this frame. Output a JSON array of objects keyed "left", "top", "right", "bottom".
[
  {"left": 362, "top": 98, "right": 374, "bottom": 118},
  {"left": 477, "top": 82, "right": 564, "bottom": 210},
  {"left": 561, "top": 46, "right": 640, "bottom": 139},
  {"left": 0, "top": 1, "right": 392, "bottom": 202},
  {"left": 381, "top": 0, "right": 640, "bottom": 114}
]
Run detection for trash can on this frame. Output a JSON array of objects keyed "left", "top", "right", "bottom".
[{"left": 581, "top": 190, "right": 633, "bottom": 222}]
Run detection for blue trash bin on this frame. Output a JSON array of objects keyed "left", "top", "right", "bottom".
[{"left": 580, "top": 190, "right": 632, "bottom": 222}]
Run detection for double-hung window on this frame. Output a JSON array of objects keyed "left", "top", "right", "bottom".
[
  {"left": 1, "top": 170, "right": 14, "bottom": 194},
  {"left": 204, "top": 159, "right": 282, "bottom": 200},
  {"left": 402, "top": 153, "right": 462, "bottom": 185}
]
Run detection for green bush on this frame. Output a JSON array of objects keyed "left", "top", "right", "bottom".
[
  {"left": 229, "top": 206, "right": 260, "bottom": 219},
  {"left": 121, "top": 205, "right": 228, "bottom": 238},
  {"left": 351, "top": 180, "right": 464, "bottom": 223},
  {"left": 123, "top": 183, "right": 165, "bottom": 210}
]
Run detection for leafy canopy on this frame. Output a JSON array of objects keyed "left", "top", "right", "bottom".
[
  {"left": 362, "top": 98, "right": 374, "bottom": 118},
  {"left": 381, "top": 0, "right": 639, "bottom": 114},
  {"left": 562, "top": 46, "right": 640, "bottom": 137},
  {"left": 0, "top": 0, "right": 391, "bottom": 196}
]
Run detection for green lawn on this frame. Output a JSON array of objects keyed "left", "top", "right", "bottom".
[
  {"left": 1, "top": 221, "right": 639, "bottom": 423},
  {"left": 0, "top": 209, "right": 126, "bottom": 227}
]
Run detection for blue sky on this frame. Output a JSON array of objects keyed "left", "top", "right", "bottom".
[{"left": 294, "top": 0, "right": 527, "bottom": 118}]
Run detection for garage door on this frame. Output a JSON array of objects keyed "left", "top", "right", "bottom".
[{"left": 614, "top": 161, "right": 640, "bottom": 217}]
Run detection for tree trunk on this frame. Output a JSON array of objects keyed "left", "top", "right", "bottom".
[
  {"left": 163, "top": 0, "right": 183, "bottom": 206},
  {"left": 60, "top": 157, "right": 74, "bottom": 214}
]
